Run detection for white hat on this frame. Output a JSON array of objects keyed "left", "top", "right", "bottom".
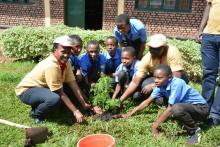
[
  {"left": 147, "top": 34, "right": 167, "bottom": 48},
  {"left": 54, "top": 35, "right": 73, "bottom": 47}
]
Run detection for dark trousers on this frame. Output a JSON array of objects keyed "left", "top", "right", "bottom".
[
  {"left": 172, "top": 103, "right": 209, "bottom": 135},
  {"left": 19, "top": 87, "right": 60, "bottom": 117},
  {"left": 201, "top": 34, "right": 220, "bottom": 120}
]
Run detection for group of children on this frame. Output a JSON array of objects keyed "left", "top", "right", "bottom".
[
  {"left": 69, "top": 34, "right": 211, "bottom": 145},
  {"left": 16, "top": 33, "right": 212, "bottom": 145},
  {"left": 68, "top": 35, "right": 139, "bottom": 100}
]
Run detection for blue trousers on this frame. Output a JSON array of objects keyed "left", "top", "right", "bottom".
[
  {"left": 201, "top": 34, "right": 220, "bottom": 120},
  {"left": 18, "top": 87, "right": 60, "bottom": 117}
]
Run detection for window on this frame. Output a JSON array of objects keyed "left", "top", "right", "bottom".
[
  {"left": 0, "top": 0, "right": 32, "bottom": 3},
  {"left": 135, "top": 0, "right": 192, "bottom": 12}
]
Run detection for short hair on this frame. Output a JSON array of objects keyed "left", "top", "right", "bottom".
[
  {"left": 122, "top": 46, "right": 136, "bottom": 57},
  {"left": 69, "top": 35, "right": 83, "bottom": 45},
  {"left": 116, "top": 13, "right": 130, "bottom": 25},
  {"left": 87, "top": 40, "right": 100, "bottom": 50},
  {"left": 52, "top": 43, "right": 59, "bottom": 52},
  {"left": 155, "top": 64, "right": 172, "bottom": 76},
  {"left": 106, "top": 36, "right": 118, "bottom": 45}
]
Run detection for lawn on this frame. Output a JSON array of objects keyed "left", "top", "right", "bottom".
[{"left": 0, "top": 61, "right": 220, "bottom": 147}]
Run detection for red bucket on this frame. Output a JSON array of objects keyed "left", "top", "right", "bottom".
[{"left": 77, "top": 134, "right": 115, "bottom": 147}]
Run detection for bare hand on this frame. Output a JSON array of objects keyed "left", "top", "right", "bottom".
[
  {"left": 121, "top": 113, "right": 132, "bottom": 118},
  {"left": 141, "top": 84, "right": 153, "bottom": 95},
  {"left": 83, "top": 103, "right": 91, "bottom": 110},
  {"left": 92, "top": 106, "right": 103, "bottom": 115},
  {"left": 151, "top": 124, "right": 160, "bottom": 139},
  {"left": 194, "top": 31, "right": 202, "bottom": 43},
  {"left": 90, "top": 83, "right": 96, "bottom": 88},
  {"left": 74, "top": 110, "right": 84, "bottom": 123}
]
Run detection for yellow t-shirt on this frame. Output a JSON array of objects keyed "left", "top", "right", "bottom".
[
  {"left": 15, "top": 54, "right": 75, "bottom": 96},
  {"left": 136, "top": 45, "right": 184, "bottom": 78},
  {"left": 203, "top": 0, "right": 220, "bottom": 34}
]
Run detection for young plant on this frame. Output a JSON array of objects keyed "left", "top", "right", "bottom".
[{"left": 90, "top": 74, "right": 120, "bottom": 112}]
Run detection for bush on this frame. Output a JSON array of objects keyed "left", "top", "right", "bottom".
[
  {"left": 0, "top": 24, "right": 112, "bottom": 61},
  {"left": 0, "top": 25, "right": 202, "bottom": 82}
]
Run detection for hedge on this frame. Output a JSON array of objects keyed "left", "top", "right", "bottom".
[{"left": 0, "top": 24, "right": 202, "bottom": 82}]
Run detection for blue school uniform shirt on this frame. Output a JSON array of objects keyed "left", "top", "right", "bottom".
[
  {"left": 151, "top": 77, "right": 207, "bottom": 105},
  {"left": 102, "top": 48, "right": 122, "bottom": 74},
  {"left": 114, "top": 19, "right": 147, "bottom": 43},
  {"left": 115, "top": 60, "right": 140, "bottom": 82},
  {"left": 68, "top": 55, "right": 80, "bottom": 72},
  {"left": 79, "top": 53, "right": 106, "bottom": 77}
]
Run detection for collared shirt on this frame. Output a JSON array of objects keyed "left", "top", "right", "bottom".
[
  {"left": 136, "top": 45, "right": 184, "bottom": 78},
  {"left": 15, "top": 54, "right": 75, "bottom": 96},
  {"left": 69, "top": 55, "right": 80, "bottom": 72},
  {"left": 79, "top": 53, "right": 106, "bottom": 77},
  {"left": 203, "top": 0, "right": 220, "bottom": 34},
  {"left": 151, "top": 77, "right": 207, "bottom": 105},
  {"left": 115, "top": 60, "right": 140, "bottom": 82},
  {"left": 114, "top": 19, "right": 147, "bottom": 43},
  {"left": 102, "top": 48, "right": 122, "bottom": 74}
]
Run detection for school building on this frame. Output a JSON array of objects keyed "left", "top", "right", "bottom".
[{"left": 0, "top": 0, "right": 206, "bottom": 39}]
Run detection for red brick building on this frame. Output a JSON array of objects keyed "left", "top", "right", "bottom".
[{"left": 0, "top": 0, "right": 206, "bottom": 38}]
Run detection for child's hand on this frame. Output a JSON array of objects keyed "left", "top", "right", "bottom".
[
  {"left": 92, "top": 106, "right": 103, "bottom": 115},
  {"left": 90, "top": 83, "right": 96, "bottom": 88},
  {"left": 151, "top": 123, "right": 160, "bottom": 139},
  {"left": 83, "top": 103, "right": 91, "bottom": 110}
]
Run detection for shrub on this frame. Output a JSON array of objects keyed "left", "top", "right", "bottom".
[
  {"left": 90, "top": 74, "right": 120, "bottom": 112},
  {"left": 0, "top": 25, "right": 202, "bottom": 82},
  {"left": 0, "top": 24, "right": 112, "bottom": 61}
]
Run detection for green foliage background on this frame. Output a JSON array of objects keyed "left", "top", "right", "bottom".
[{"left": 0, "top": 24, "right": 202, "bottom": 82}]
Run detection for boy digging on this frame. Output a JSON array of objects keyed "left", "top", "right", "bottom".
[{"left": 119, "top": 64, "right": 208, "bottom": 145}]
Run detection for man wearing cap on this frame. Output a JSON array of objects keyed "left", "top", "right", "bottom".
[
  {"left": 15, "top": 36, "right": 90, "bottom": 123},
  {"left": 119, "top": 34, "right": 188, "bottom": 104},
  {"left": 114, "top": 13, "right": 147, "bottom": 60}
]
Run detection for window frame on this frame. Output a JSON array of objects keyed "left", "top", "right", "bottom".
[
  {"left": 135, "top": 0, "right": 192, "bottom": 13},
  {"left": 0, "top": 0, "right": 32, "bottom": 4}
]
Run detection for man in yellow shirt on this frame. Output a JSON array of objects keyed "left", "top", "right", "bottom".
[
  {"left": 120, "top": 34, "right": 188, "bottom": 104},
  {"left": 15, "top": 36, "right": 90, "bottom": 123},
  {"left": 195, "top": 0, "right": 220, "bottom": 126}
]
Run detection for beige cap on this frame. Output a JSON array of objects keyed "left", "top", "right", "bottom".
[
  {"left": 147, "top": 34, "right": 167, "bottom": 48},
  {"left": 54, "top": 36, "right": 73, "bottom": 47}
]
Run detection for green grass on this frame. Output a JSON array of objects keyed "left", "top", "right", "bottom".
[{"left": 0, "top": 61, "right": 220, "bottom": 147}]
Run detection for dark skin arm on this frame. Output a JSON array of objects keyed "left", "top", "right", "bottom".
[
  {"left": 67, "top": 80, "right": 91, "bottom": 110},
  {"left": 120, "top": 75, "right": 143, "bottom": 103},
  {"left": 194, "top": 2, "right": 211, "bottom": 43},
  {"left": 112, "top": 83, "right": 121, "bottom": 100},
  {"left": 151, "top": 104, "right": 173, "bottom": 138},
  {"left": 55, "top": 88, "right": 84, "bottom": 123},
  {"left": 121, "top": 96, "right": 154, "bottom": 118}
]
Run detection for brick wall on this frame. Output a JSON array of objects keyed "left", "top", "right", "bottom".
[
  {"left": 0, "top": 0, "right": 64, "bottom": 27},
  {"left": 50, "top": 0, "right": 64, "bottom": 25},
  {"left": 102, "top": 0, "right": 118, "bottom": 31},
  {"left": 103, "top": 0, "right": 206, "bottom": 39}
]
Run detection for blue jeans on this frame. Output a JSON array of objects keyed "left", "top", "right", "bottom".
[
  {"left": 201, "top": 33, "right": 220, "bottom": 120},
  {"left": 18, "top": 87, "right": 60, "bottom": 118}
]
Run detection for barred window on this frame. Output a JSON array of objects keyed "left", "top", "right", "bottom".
[
  {"left": 0, "top": 0, "right": 32, "bottom": 3},
  {"left": 135, "top": 0, "right": 192, "bottom": 12}
]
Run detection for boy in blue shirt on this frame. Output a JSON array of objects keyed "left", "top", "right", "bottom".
[
  {"left": 68, "top": 35, "right": 83, "bottom": 82},
  {"left": 102, "top": 36, "right": 122, "bottom": 77},
  {"left": 119, "top": 64, "right": 209, "bottom": 145},
  {"left": 114, "top": 13, "right": 147, "bottom": 60},
  {"left": 79, "top": 40, "right": 106, "bottom": 89},
  {"left": 112, "top": 46, "right": 140, "bottom": 99}
]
